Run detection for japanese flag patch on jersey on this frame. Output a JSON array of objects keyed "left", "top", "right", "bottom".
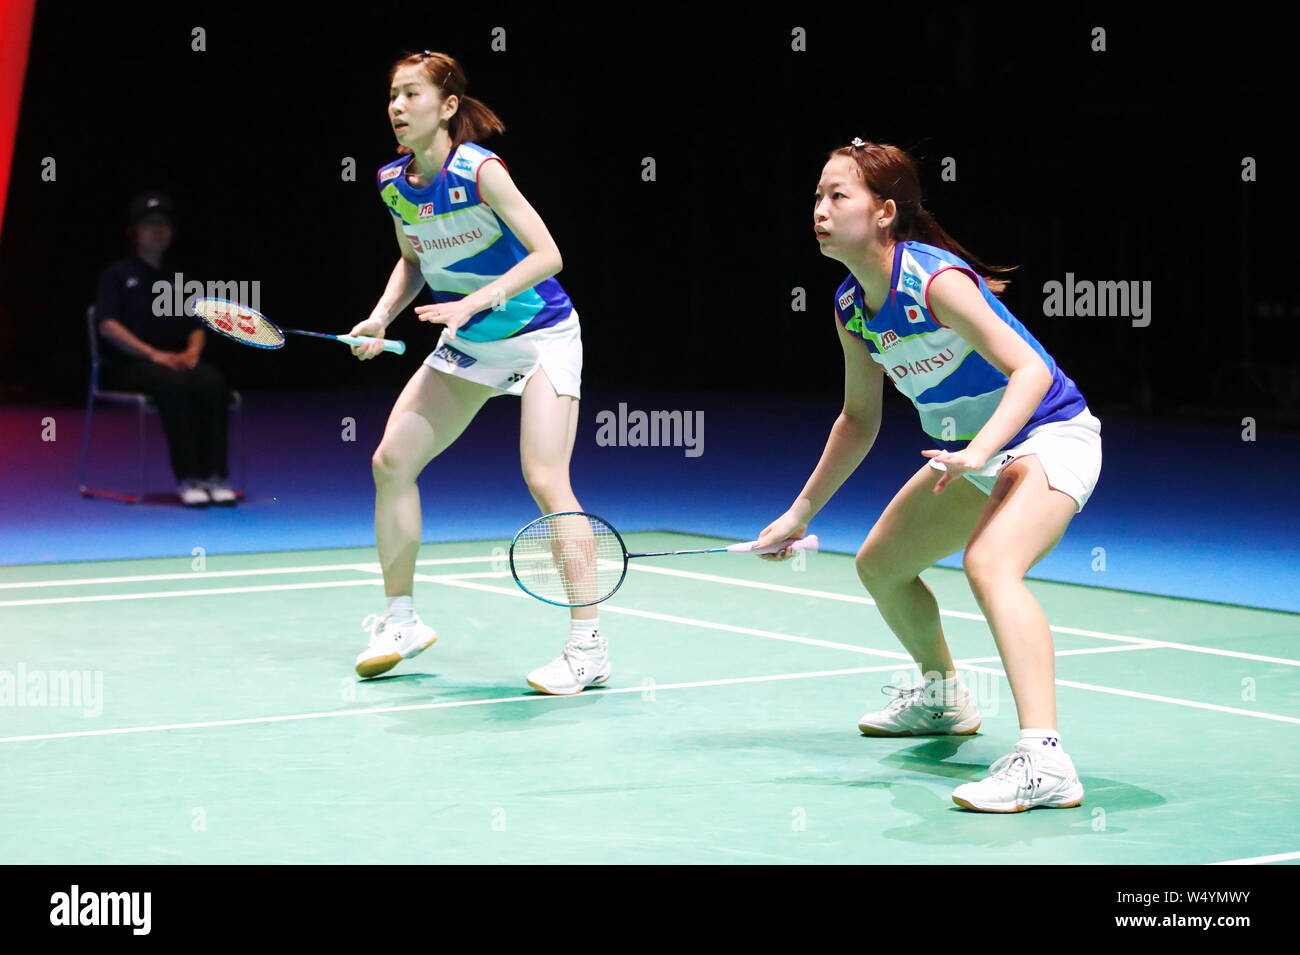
[
  {"left": 905, "top": 305, "right": 926, "bottom": 324},
  {"left": 449, "top": 186, "right": 468, "bottom": 204}
]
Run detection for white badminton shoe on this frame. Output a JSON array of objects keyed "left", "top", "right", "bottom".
[
  {"left": 526, "top": 631, "right": 611, "bottom": 695},
  {"left": 951, "top": 738, "right": 1085, "bottom": 812},
  {"left": 177, "top": 479, "right": 210, "bottom": 507},
  {"left": 857, "top": 681, "right": 982, "bottom": 737},
  {"left": 354, "top": 612, "right": 438, "bottom": 679},
  {"left": 203, "top": 475, "right": 237, "bottom": 506}
]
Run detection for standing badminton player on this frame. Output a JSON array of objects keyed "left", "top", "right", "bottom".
[
  {"left": 346, "top": 51, "right": 605, "bottom": 695},
  {"left": 755, "top": 139, "right": 1102, "bottom": 812}
]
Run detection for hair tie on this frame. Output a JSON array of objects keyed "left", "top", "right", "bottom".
[{"left": 850, "top": 137, "right": 867, "bottom": 148}]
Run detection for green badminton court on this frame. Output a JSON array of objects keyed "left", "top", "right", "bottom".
[{"left": 1, "top": 533, "right": 1296, "bottom": 864}]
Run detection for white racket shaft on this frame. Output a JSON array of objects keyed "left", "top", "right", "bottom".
[{"left": 726, "top": 534, "right": 819, "bottom": 556}]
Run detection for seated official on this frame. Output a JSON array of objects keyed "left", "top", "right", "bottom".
[{"left": 94, "top": 193, "right": 235, "bottom": 507}]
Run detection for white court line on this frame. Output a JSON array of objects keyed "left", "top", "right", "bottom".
[
  {"left": 1052, "top": 645, "right": 1162, "bottom": 657},
  {"left": 418, "top": 576, "right": 1168, "bottom": 664},
  {"left": 2, "top": 556, "right": 1289, "bottom": 670},
  {"left": 0, "top": 572, "right": 502, "bottom": 609},
  {"left": 0, "top": 663, "right": 907, "bottom": 744},
  {"left": 0, "top": 575, "right": 1289, "bottom": 742},
  {"left": 3, "top": 554, "right": 1294, "bottom": 668},
  {"left": 414, "top": 573, "right": 917, "bottom": 661},
  {"left": 621, "top": 563, "right": 1300, "bottom": 668},
  {"left": 0, "top": 650, "right": 1155, "bottom": 746},
  {"left": 949, "top": 661, "right": 1300, "bottom": 726},
  {"left": 0, "top": 578, "right": 382, "bottom": 607},
  {"left": 0, "top": 555, "right": 495, "bottom": 590},
  {"left": 1, "top": 639, "right": 1282, "bottom": 745},
  {"left": 421, "top": 576, "right": 1300, "bottom": 726},
  {"left": 1208, "top": 850, "right": 1300, "bottom": 865}
]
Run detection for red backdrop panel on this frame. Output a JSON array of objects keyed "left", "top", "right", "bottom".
[{"left": 0, "top": 0, "right": 37, "bottom": 239}]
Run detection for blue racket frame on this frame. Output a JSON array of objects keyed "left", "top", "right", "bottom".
[{"left": 508, "top": 510, "right": 631, "bottom": 608}]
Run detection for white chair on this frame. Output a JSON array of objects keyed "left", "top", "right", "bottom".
[{"left": 78, "top": 304, "right": 245, "bottom": 502}]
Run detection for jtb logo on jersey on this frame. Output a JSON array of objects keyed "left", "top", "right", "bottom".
[
  {"left": 449, "top": 186, "right": 468, "bottom": 204},
  {"left": 417, "top": 202, "right": 435, "bottom": 220},
  {"left": 879, "top": 329, "right": 901, "bottom": 351},
  {"left": 433, "top": 343, "right": 476, "bottom": 368}
]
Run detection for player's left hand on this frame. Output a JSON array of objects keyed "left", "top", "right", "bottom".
[
  {"left": 921, "top": 448, "right": 988, "bottom": 493},
  {"left": 414, "top": 300, "right": 478, "bottom": 339}
]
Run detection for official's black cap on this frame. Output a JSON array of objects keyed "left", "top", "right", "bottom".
[{"left": 127, "top": 192, "right": 175, "bottom": 226}]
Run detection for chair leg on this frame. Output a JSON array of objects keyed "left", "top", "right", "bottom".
[
  {"left": 137, "top": 398, "right": 147, "bottom": 504},
  {"left": 237, "top": 396, "right": 246, "bottom": 495},
  {"left": 78, "top": 393, "right": 96, "bottom": 495}
]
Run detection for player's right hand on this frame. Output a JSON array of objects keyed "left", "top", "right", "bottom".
[
  {"left": 150, "top": 350, "right": 188, "bottom": 371},
  {"left": 348, "top": 318, "right": 388, "bottom": 360},
  {"left": 754, "top": 512, "right": 810, "bottom": 561}
]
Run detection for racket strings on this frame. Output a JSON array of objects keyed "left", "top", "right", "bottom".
[
  {"left": 513, "top": 514, "right": 623, "bottom": 605},
  {"left": 192, "top": 300, "right": 284, "bottom": 347}
]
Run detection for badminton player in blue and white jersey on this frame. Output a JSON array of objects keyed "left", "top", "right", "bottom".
[
  {"left": 347, "top": 51, "right": 605, "bottom": 695},
  {"left": 756, "top": 139, "right": 1102, "bottom": 812}
]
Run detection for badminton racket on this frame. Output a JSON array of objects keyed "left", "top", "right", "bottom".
[
  {"left": 189, "top": 297, "right": 406, "bottom": 354},
  {"left": 509, "top": 511, "right": 819, "bottom": 607}
]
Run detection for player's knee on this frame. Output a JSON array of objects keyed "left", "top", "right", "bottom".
[
  {"left": 855, "top": 547, "right": 904, "bottom": 591},
  {"left": 962, "top": 547, "right": 1017, "bottom": 591},
  {"left": 522, "top": 465, "right": 569, "bottom": 509},
  {"left": 371, "top": 445, "right": 410, "bottom": 484}
]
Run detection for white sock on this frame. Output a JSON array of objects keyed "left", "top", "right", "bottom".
[
  {"left": 386, "top": 595, "right": 415, "bottom": 622},
  {"left": 923, "top": 672, "right": 965, "bottom": 707},
  {"left": 570, "top": 617, "right": 600, "bottom": 645},
  {"left": 1019, "top": 728, "right": 1064, "bottom": 754}
]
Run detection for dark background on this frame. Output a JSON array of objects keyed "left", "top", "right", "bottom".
[{"left": 2, "top": 5, "right": 1296, "bottom": 424}]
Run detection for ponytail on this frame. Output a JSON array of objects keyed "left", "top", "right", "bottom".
[
  {"left": 835, "top": 141, "right": 1017, "bottom": 295},
  {"left": 910, "top": 205, "right": 1015, "bottom": 295}
]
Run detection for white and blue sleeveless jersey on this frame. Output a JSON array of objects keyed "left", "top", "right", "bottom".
[
  {"left": 834, "top": 240, "right": 1086, "bottom": 447},
  {"left": 376, "top": 142, "right": 573, "bottom": 342}
]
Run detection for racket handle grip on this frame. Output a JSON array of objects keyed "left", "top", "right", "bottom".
[
  {"left": 338, "top": 334, "right": 407, "bottom": 355},
  {"left": 731, "top": 534, "right": 820, "bottom": 555}
]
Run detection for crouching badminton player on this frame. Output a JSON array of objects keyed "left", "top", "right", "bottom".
[
  {"left": 755, "top": 138, "right": 1102, "bottom": 812},
  {"left": 347, "top": 51, "right": 606, "bottom": 695}
]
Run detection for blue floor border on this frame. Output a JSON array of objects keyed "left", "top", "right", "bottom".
[{"left": 3, "top": 388, "right": 1297, "bottom": 614}]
